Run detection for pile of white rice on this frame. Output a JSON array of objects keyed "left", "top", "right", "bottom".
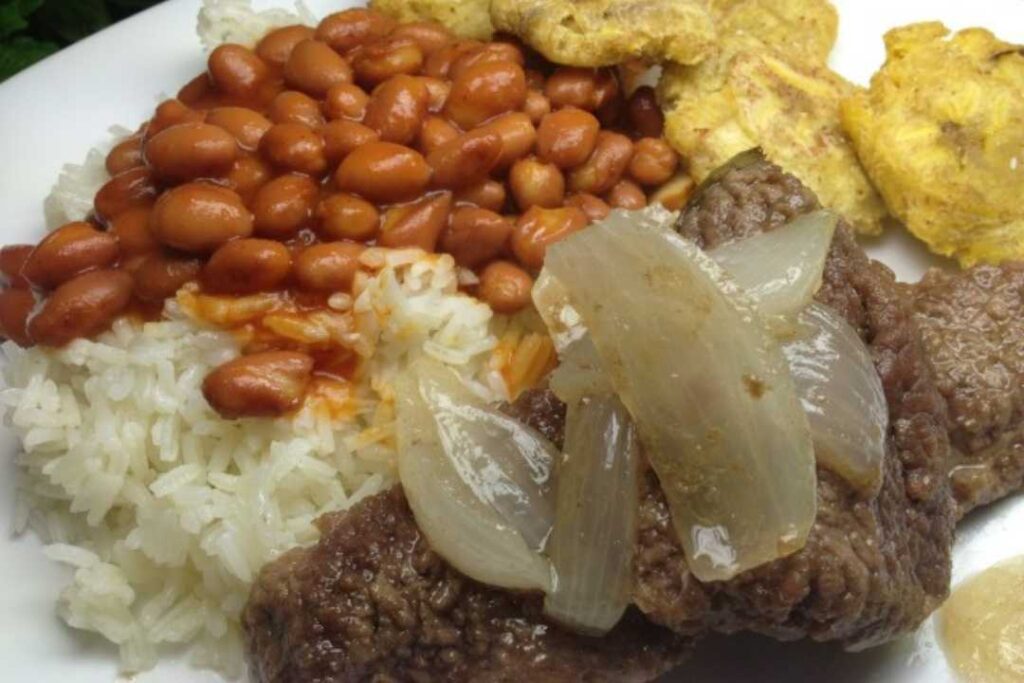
[{"left": 5, "top": 0, "right": 529, "bottom": 676}]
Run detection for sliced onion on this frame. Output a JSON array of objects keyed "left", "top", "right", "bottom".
[
  {"left": 544, "top": 394, "right": 638, "bottom": 635},
  {"left": 395, "top": 361, "right": 552, "bottom": 591},
  {"left": 708, "top": 210, "right": 837, "bottom": 323},
  {"left": 414, "top": 358, "right": 557, "bottom": 550},
  {"left": 783, "top": 303, "right": 888, "bottom": 494},
  {"left": 542, "top": 207, "right": 816, "bottom": 582}
]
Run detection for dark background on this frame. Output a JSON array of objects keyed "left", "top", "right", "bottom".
[{"left": 1, "top": 0, "right": 163, "bottom": 81}]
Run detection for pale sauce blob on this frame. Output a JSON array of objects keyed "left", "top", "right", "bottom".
[{"left": 938, "top": 556, "right": 1024, "bottom": 683}]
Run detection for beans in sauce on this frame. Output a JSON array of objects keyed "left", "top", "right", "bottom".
[{"left": 0, "top": 9, "right": 683, "bottom": 419}]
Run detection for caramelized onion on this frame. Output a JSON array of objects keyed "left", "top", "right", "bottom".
[
  {"left": 544, "top": 394, "right": 638, "bottom": 635},
  {"left": 542, "top": 208, "right": 816, "bottom": 581},
  {"left": 783, "top": 303, "right": 888, "bottom": 493},
  {"left": 708, "top": 210, "right": 837, "bottom": 323},
  {"left": 395, "top": 360, "right": 553, "bottom": 591}
]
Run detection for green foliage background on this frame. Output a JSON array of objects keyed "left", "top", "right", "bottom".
[{"left": 0, "top": 0, "right": 162, "bottom": 81}]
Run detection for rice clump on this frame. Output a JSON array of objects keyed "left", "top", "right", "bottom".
[{"left": 4, "top": 0, "right": 526, "bottom": 676}]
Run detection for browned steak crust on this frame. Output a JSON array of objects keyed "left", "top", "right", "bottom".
[
  {"left": 243, "top": 487, "right": 687, "bottom": 683},
  {"left": 913, "top": 263, "right": 1024, "bottom": 516}
]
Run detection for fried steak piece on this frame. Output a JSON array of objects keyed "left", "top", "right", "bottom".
[
  {"left": 510, "top": 157, "right": 955, "bottom": 650},
  {"left": 913, "top": 262, "right": 1024, "bottom": 515},
  {"left": 243, "top": 487, "right": 687, "bottom": 683}
]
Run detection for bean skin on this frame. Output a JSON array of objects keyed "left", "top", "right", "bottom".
[
  {"left": 202, "top": 239, "right": 292, "bottom": 294},
  {"left": 144, "top": 122, "right": 238, "bottom": 183},
  {"left": 284, "top": 39, "right": 354, "bottom": 97},
  {"left": 511, "top": 206, "right": 588, "bottom": 270},
  {"left": 363, "top": 74, "right": 429, "bottom": 145},
  {"left": 29, "top": 270, "right": 133, "bottom": 347},
  {"left": 257, "top": 24, "right": 316, "bottom": 66},
  {"left": 378, "top": 193, "right": 452, "bottom": 251},
  {"left": 0, "top": 245, "right": 33, "bottom": 288},
  {"left": 317, "top": 194, "right": 380, "bottom": 242},
  {"left": 108, "top": 206, "right": 158, "bottom": 257},
  {"left": 0, "top": 288, "right": 36, "bottom": 346},
  {"left": 132, "top": 252, "right": 202, "bottom": 302},
  {"left": 202, "top": 350, "right": 314, "bottom": 419},
  {"left": 444, "top": 61, "right": 527, "bottom": 129},
  {"left": 440, "top": 207, "right": 513, "bottom": 268},
  {"left": 149, "top": 183, "right": 253, "bottom": 253},
  {"left": 294, "top": 242, "right": 365, "bottom": 292},
  {"left": 316, "top": 8, "right": 396, "bottom": 53},
  {"left": 251, "top": 174, "right": 319, "bottom": 239},
  {"left": 334, "top": 141, "right": 431, "bottom": 204},
  {"left": 477, "top": 260, "right": 533, "bottom": 314},
  {"left": 94, "top": 167, "right": 157, "bottom": 224},
  {"left": 22, "top": 222, "right": 120, "bottom": 290},
  {"left": 208, "top": 44, "right": 269, "bottom": 98},
  {"left": 426, "top": 129, "right": 503, "bottom": 190},
  {"left": 105, "top": 136, "right": 144, "bottom": 176}
]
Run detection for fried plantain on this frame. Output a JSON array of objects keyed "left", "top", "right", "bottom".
[
  {"left": 660, "top": 44, "right": 887, "bottom": 234},
  {"left": 370, "top": 0, "right": 495, "bottom": 39},
  {"left": 711, "top": 0, "right": 838, "bottom": 65},
  {"left": 841, "top": 23, "right": 1024, "bottom": 265},
  {"left": 489, "top": 0, "right": 717, "bottom": 67}
]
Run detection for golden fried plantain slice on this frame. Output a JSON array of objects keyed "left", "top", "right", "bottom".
[
  {"left": 489, "top": 0, "right": 716, "bottom": 67},
  {"left": 712, "top": 0, "right": 838, "bottom": 65},
  {"left": 370, "top": 0, "right": 495, "bottom": 40},
  {"left": 841, "top": 23, "right": 1024, "bottom": 265},
  {"left": 660, "top": 48, "right": 887, "bottom": 234}
]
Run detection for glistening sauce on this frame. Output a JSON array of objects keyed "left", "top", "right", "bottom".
[{"left": 938, "top": 555, "right": 1024, "bottom": 682}]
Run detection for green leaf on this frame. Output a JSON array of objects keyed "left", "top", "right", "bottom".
[
  {"left": 0, "top": 0, "right": 45, "bottom": 39},
  {"left": 0, "top": 34, "right": 58, "bottom": 80},
  {"left": 31, "top": 0, "right": 111, "bottom": 44}
]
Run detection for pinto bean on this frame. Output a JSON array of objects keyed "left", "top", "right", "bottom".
[
  {"left": 149, "top": 183, "right": 253, "bottom": 253},
  {"left": 363, "top": 74, "right": 429, "bottom": 145},
  {"left": 29, "top": 270, "right": 133, "bottom": 346},
  {"left": 259, "top": 122, "right": 328, "bottom": 176},
  {"left": 202, "top": 351, "right": 314, "bottom": 419},
  {"left": 453, "top": 179, "right": 507, "bottom": 212},
  {"left": 105, "top": 136, "right": 144, "bottom": 175},
  {"left": 334, "top": 141, "right": 431, "bottom": 204},
  {"left": 0, "top": 245, "right": 33, "bottom": 288},
  {"left": 605, "top": 179, "right": 647, "bottom": 209},
  {"left": 316, "top": 8, "right": 396, "bottom": 53},
  {"left": 316, "top": 194, "right": 380, "bottom": 242},
  {"left": 108, "top": 206, "right": 158, "bottom": 256},
  {"left": 284, "top": 39, "right": 354, "bottom": 97},
  {"left": 294, "top": 242, "right": 365, "bottom": 292},
  {"left": 477, "top": 260, "right": 533, "bottom": 314},
  {"left": 510, "top": 206, "right": 588, "bottom": 270},
  {"left": 131, "top": 252, "right": 202, "bottom": 302},
  {"left": 444, "top": 60, "right": 527, "bottom": 129},
  {"left": 352, "top": 37, "right": 424, "bottom": 87},
  {"left": 252, "top": 174, "right": 319, "bottom": 238},
  {"left": 94, "top": 167, "right": 157, "bottom": 223},
  {"left": 268, "top": 90, "right": 326, "bottom": 128},
  {"left": 536, "top": 107, "right": 600, "bottom": 169},
  {"left": 203, "top": 239, "right": 292, "bottom": 294},
  {"left": 208, "top": 44, "right": 269, "bottom": 98},
  {"left": 256, "top": 24, "right": 316, "bottom": 66},
  {"left": 440, "top": 207, "right": 513, "bottom": 268},
  {"left": 568, "top": 131, "right": 634, "bottom": 195},
  {"left": 205, "top": 107, "right": 272, "bottom": 150},
  {"left": 322, "top": 119, "right": 380, "bottom": 164},
  {"left": 22, "top": 222, "right": 120, "bottom": 289},
  {"left": 377, "top": 193, "right": 452, "bottom": 251},
  {"left": 509, "top": 157, "right": 565, "bottom": 210},
  {"left": 426, "top": 129, "right": 502, "bottom": 190},
  {"left": 144, "top": 122, "right": 238, "bottom": 183},
  {"left": 323, "top": 82, "right": 370, "bottom": 120},
  {"left": 0, "top": 288, "right": 35, "bottom": 346}
]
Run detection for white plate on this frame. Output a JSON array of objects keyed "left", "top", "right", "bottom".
[{"left": 0, "top": 1, "right": 1021, "bottom": 681}]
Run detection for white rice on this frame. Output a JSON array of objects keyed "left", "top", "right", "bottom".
[{"left": 5, "top": 0, "right": 530, "bottom": 676}]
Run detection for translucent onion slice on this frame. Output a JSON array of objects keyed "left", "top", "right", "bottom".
[
  {"left": 413, "top": 358, "right": 557, "bottom": 550},
  {"left": 707, "top": 210, "right": 838, "bottom": 322},
  {"left": 783, "top": 303, "right": 888, "bottom": 494},
  {"left": 394, "top": 364, "right": 552, "bottom": 591},
  {"left": 544, "top": 394, "right": 638, "bottom": 635},
  {"left": 543, "top": 207, "right": 816, "bottom": 582}
]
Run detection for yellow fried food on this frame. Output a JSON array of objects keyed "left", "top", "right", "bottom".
[
  {"left": 370, "top": 0, "right": 494, "bottom": 40},
  {"left": 489, "top": 0, "right": 716, "bottom": 67},
  {"left": 660, "top": 48, "right": 888, "bottom": 234},
  {"left": 712, "top": 0, "right": 838, "bottom": 65},
  {"left": 841, "top": 23, "right": 1024, "bottom": 265}
]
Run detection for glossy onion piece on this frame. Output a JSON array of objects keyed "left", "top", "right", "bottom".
[
  {"left": 395, "top": 364, "right": 552, "bottom": 591},
  {"left": 783, "top": 302, "right": 888, "bottom": 494},
  {"left": 543, "top": 208, "right": 817, "bottom": 581},
  {"left": 708, "top": 210, "right": 837, "bottom": 322},
  {"left": 544, "top": 394, "right": 638, "bottom": 635},
  {"left": 414, "top": 358, "right": 558, "bottom": 550}
]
